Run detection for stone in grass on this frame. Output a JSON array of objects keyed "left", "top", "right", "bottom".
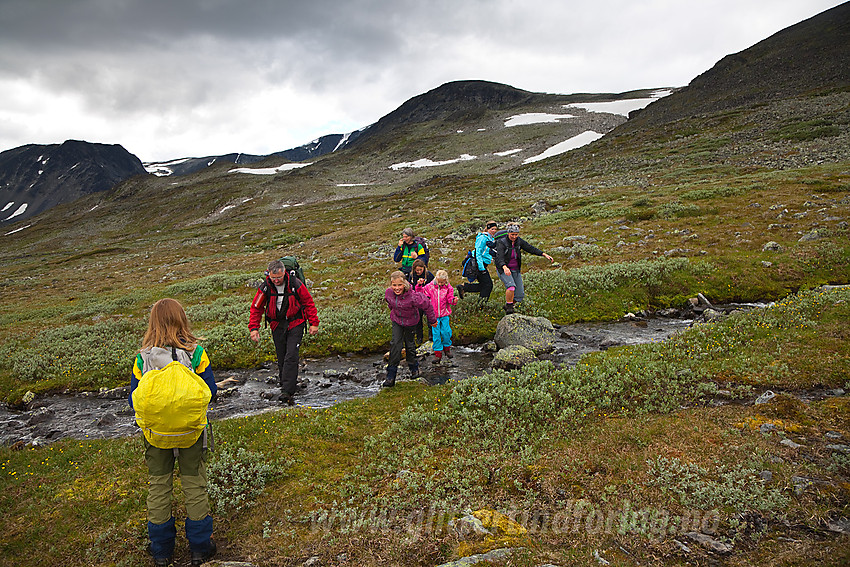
[
  {"left": 684, "top": 532, "right": 733, "bottom": 554},
  {"left": 491, "top": 345, "right": 538, "bottom": 369}
]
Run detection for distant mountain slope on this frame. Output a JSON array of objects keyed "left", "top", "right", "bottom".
[
  {"left": 0, "top": 140, "right": 146, "bottom": 225},
  {"left": 144, "top": 132, "right": 366, "bottom": 177},
  {"left": 621, "top": 1, "right": 850, "bottom": 131}
]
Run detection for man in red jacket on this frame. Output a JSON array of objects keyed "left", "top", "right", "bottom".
[{"left": 249, "top": 260, "right": 319, "bottom": 404}]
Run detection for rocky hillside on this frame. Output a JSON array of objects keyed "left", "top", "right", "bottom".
[
  {"left": 0, "top": 140, "right": 146, "bottom": 226},
  {"left": 620, "top": 1, "right": 850, "bottom": 131}
]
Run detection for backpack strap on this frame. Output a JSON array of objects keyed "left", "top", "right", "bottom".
[{"left": 190, "top": 345, "right": 204, "bottom": 371}]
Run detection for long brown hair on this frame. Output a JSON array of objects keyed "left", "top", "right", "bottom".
[{"left": 141, "top": 298, "right": 198, "bottom": 351}]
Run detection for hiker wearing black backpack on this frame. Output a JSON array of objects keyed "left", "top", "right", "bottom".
[
  {"left": 460, "top": 220, "right": 500, "bottom": 302},
  {"left": 129, "top": 298, "right": 218, "bottom": 567},
  {"left": 492, "top": 224, "right": 554, "bottom": 314},
  {"left": 394, "top": 227, "right": 429, "bottom": 274},
  {"left": 249, "top": 259, "right": 320, "bottom": 405}
]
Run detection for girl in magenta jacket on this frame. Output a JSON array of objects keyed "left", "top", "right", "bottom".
[
  {"left": 422, "top": 270, "right": 458, "bottom": 362},
  {"left": 383, "top": 271, "right": 436, "bottom": 386}
]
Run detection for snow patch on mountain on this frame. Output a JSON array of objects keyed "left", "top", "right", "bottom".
[
  {"left": 504, "top": 112, "right": 575, "bottom": 127},
  {"left": 524, "top": 131, "right": 603, "bottom": 164},
  {"left": 390, "top": 154, "right": 477, "bottom": 170},
  {"left": 3, "top": 203, "right": 28, "bottom": 221},
  {"left": 565, "top": 89, "right": 673, "bottom": 116},
  {"left": 229, "top": 163, "right": 313, "bottom": 175}
]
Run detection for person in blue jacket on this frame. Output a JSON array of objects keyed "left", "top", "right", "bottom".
[{"left": 459, "top": 220, "right": 500, "bottom": 302}]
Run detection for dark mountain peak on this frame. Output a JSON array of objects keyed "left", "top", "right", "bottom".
[
  {"left": 0, "top": 140, "right": 145, "bottom": 225},
  {"left": 351, "top": 80, "right": 548, "bottom": 144},
  {"left": 389, "top": 80, "right": 543, "bottom": 122},
  {"left": 621, "top": 2, "right": 850, "bottom": 130}
]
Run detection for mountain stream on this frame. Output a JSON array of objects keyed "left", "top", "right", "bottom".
[{"left": 0, "top": 317, "right": 699, "bottom": 446}]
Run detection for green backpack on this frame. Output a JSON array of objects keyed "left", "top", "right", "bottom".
[{"left": 280, "top": 256, "right": 306, "bottom": 285}]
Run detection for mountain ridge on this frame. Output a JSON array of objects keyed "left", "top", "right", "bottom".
[{"left": 0, "top": 140, "right": 146, "bottom": 225}]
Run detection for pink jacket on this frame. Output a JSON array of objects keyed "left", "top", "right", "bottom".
[{"left": 422, "top": 280, "right": 457, "bottom": 318}]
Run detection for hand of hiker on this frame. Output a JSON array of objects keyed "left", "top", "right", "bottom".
[
  {"left": 249, "top": 329, "right": 260, "bottom": 344},
  {"left": 543, "top": 253, "right": 554, "bottom": 262},
  {"left": 503, "top": 266, "right": 511, "bottom": 275},
  {"left": 308, "top": 325, "right": 319, "bottom": 335}
]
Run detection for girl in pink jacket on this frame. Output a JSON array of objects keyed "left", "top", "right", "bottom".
[{"left": 422, "top": 270, "right": 459, "bottom": 361}]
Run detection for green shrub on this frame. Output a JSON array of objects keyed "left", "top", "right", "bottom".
[
  {"left": 165, "top": 272, "right": 258, "bottom": 298},
  {"left": 648, "top": 456, "right": 788, "bottom": 513},
  {"left": 207, "top": 447, "right": 284, "bottom": 516}
]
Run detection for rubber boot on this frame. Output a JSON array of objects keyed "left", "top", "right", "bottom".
[
  {"left": 444, "top": 346, "right": 452, "bottom": 358},
  {"left": 434, "top": 351, "right": 443, "bottom": 363},
  {"left": 382, "top": 365, "right": 398, "bottom": 387}
]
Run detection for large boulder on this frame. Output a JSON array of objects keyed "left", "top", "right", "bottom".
[{"left": 494, "top": 314, "right": 556, "bottom": 354}]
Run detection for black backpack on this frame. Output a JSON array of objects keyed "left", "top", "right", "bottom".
[
  {"left": 461, "top": 250, "right": 479, "bottom": 281},
  {"left": 485, "top": 230, "right": 510, "bottom": 249}
]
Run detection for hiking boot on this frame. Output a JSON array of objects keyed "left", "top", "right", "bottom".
[
  {"left": 457, "top": 285, "right": 465, "bottom": 300},
  {"left": 410, "top": 366, "right": 421, "bottom": 379},
  {"left": 190, "top": 540, "right": 216, "bottom": 566},
  {"left": 382, "top": 366, "right": 398, "bottom": 387},
  {"left": 147, "top": 544, "right": 171, "bottom": 567},
  {"left": 278, "top": 392, "right": 295, "bottom": 405},
  {"left": 503, "top": 303, "right": 515, "bottom": 315}
]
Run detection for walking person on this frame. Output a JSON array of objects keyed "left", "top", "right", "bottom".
[
  {"left": 492, "top": 224, "right": 554, "bottom": 314},
  {"left": 249, "top": 259, "right": 319, "bottom": 405},
  {"left": 460, "top": 220, "right": 500, "bottom": 302},
  {"left": 422, "top": 270, "right": 459, "bottom": 363},
  {"left": 130, "top": 298, "right": 218, "bottom": 567},
  {"left": 393, "top": 227, "right": 427, "bottom": 275},
  {"left": 383, "top": 270, "right": 437, "bottom": 387}
]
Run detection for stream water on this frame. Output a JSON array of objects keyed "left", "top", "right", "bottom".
[{"left": 0, "top": 317, "right": 696, "bottom": 446}]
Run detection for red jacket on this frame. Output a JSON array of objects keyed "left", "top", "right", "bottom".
[{"left": 249, "top": 275, "right": 319, "bottom": 332}]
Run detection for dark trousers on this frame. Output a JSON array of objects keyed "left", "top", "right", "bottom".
[
  {"left": 414, "top": 310, "right": 432, "bottom": 344},
  {"left": 462, "top": 265, "right": 493, "bottom": 300},
  {"left": 272, "top": 322, "right": 305, "bottom": 395},
  {"left": 389, "top": 321, "right": 418, "bottom": 369}
]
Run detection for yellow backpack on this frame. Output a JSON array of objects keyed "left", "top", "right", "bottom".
[{"left": 132, "top": 345, "right": 212, "bottom": 449}]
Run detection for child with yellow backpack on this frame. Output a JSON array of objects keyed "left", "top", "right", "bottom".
[{"left": 130, "top": 298, "right": 218, "bottom": 566}]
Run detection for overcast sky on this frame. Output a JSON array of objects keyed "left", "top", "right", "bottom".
[{"left": 0, "top": 0, "right": 843, "bottom": 162}]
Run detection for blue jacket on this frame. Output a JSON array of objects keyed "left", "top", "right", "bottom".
[{"left": 474, "top": 232, "right": 495, "bottom": 271}]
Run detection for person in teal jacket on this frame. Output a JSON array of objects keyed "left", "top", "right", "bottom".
[{"left": 459, "top": 220, "right": 499, "bottom": 301}]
